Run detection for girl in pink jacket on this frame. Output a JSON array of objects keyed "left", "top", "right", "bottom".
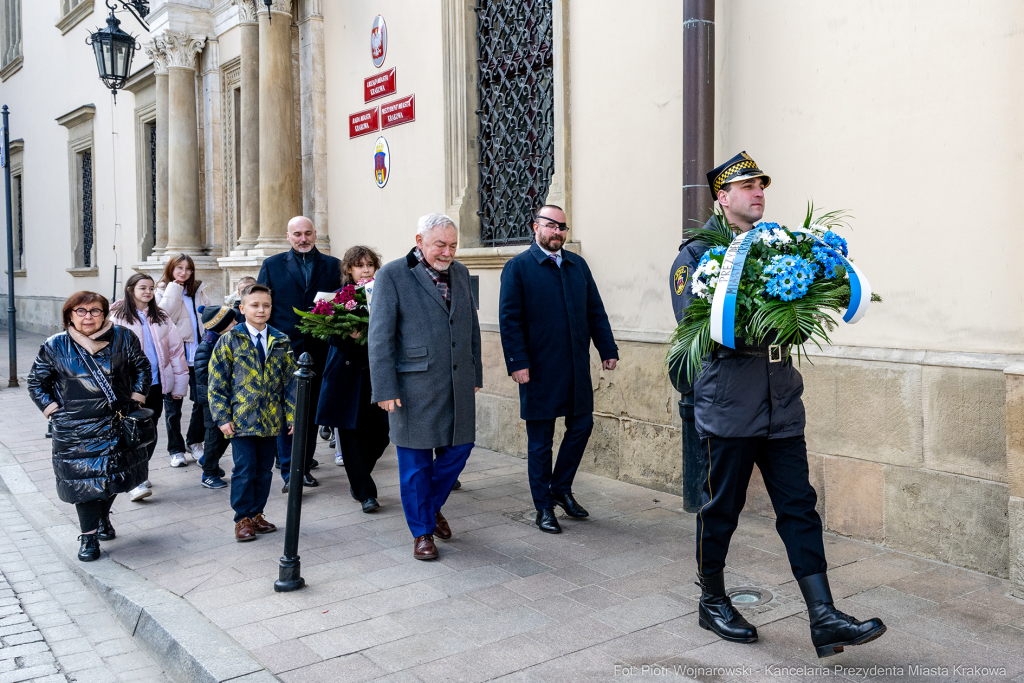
[{"left": 111, "top": 273, "right": 190, "bottom": 502}]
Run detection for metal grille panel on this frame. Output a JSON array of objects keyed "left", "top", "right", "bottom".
[
  {"left": 476, "top": 0, "right": 555, "bottom": 247},
  {"left": 15, "top": 175, "right": 22, "bottom": 268},
  {"left": 150, "top": 123, "right": 156, "bottom": 248},
  {"left": 82, "top": 150, "right": 93, "bottom": 268}
]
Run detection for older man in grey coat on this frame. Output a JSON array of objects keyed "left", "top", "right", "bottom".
[{"left": 369, "top": 213, "right": 482, "bottom": 560}]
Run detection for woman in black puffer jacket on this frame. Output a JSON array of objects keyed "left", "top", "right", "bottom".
[{"left": 28, "top": 291, "right": 152, "bottom": 562}]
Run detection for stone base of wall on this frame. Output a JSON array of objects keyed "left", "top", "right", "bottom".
[
  {"left": 0, "top": 295, "right": 65, "bottom": 336},
  {"left": 474, "top": 330, "right": 1021, "bottom": 583}
]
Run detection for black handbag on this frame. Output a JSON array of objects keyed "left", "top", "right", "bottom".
[{"left": 74, "top": 342, "right": 157, "bottom": 450}]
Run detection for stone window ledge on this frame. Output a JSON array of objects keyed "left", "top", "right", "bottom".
[
  {"left": 67, "top": 267, "right": 98, "bottom": 277},
  {"left": 0, "top": 55, "right": 23, "bottom": 82},
  {"left": 12, "top": 270, "right": 25, "bottom": 278},
  {"left": 56, "top": 1, "right": 94, "bottom": 35},
  {"left": 457, "top": 240, "right": 580, "bottom": 270}
]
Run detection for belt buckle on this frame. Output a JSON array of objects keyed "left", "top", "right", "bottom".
[{"left": 768, "top": 344, "right": 782, "bottom": 363}]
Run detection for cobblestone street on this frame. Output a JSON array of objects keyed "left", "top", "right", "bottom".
[{"left": 0, "top": 328, "right": 1023, "bottom": 682}]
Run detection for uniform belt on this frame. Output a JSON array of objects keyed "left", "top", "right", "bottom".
[{"left": 713, "top": 344, "right": 789, "bottom": 363}]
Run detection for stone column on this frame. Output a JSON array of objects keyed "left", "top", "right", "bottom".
[
  {"left": 161, "top": 31, "right": 206, "bottom": 253},
  {"left": 144, "top": 41, "right": 169, "bottom": 257},
  {"left": 232, "top": 0, "right": 261, "bottom": 251},
  {"left": 299, "top": 0, "right": 329, "bottom": 252},
  {"left": 254, "top": 0, "right": 298, "bottom": 254}
]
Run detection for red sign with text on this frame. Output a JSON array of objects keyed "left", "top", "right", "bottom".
[
  {"left": 380, "top": 94, "right": 416, "bottom": 129},
  {"left": 364, "top": 68, "right": 397, "bottom": 103},
  {"left": 349, "top": 107, "right": 380, "bottom": 138}
]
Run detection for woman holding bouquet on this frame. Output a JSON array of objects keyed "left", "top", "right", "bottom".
[{"left": 315, "top": 246, "right": 390, "bottom": 513}]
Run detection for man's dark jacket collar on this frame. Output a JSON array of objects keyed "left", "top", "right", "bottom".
[
  {"left": 284, "top": 247, "right": 324, "bottom": 290},
  {"left": 529, "top": 241, "right": 574, "bottom": 267}
]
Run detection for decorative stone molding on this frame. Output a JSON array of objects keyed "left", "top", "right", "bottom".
[
  {"left": 258, "top": 0, "right": 292, "bottom": 15},
  {"left": 298, "top": 0, "right": 322, "bottom": 20},
  {"left": 56, "top": 104, "right": 96, "bottom": 130},
  {"left": 442, "top": 0, "right": 478, "bottom": 246},
  {"left": 56, "top": 0, "right": 94, "bottom": 36},
  {"left": 143, "top": 40, "right": 169, "bottom": 75},
  {"left": 0, "top": 54, "right": 23, "bottom": 82},
  {"left": 231, "top": 0, "right": 258, "bottom": 24},
  {"left": 158, "top": 31, "right": 206, "bottom": 70}
]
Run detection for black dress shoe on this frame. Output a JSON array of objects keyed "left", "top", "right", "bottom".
[
  {"left": 551, "top": 491, "right": 589, "bottom": 518},
  {"left": 282, "top": 483, "right": 289, "bottom": 494},
  {"left": 319, "top": 425, "right": 331, "bottom": 441},
  {"left": 535, "top": 508, "right": 561, "bottom": 534},
  {"left": 302, "top": 474, "right": 319, "bottom": 487},
  {"left": 451, "top": 479, "right": 462, "bottom": 490},
  {"left": 310, "top": 459, "right": 319, "bottom": 470},
  {"left": 696, "top": 571, "right": 758, "bottom": 643},
  {"left": 96, "top": 515, "right": 115, "bottom": 541},
  {"left": 362, "top": 497, "right": 380, "bottom": 513},
  {"left": 799, "top": 573, "right": 886, "bottom": 658},
  {"left": 78, "top": 534, "right": 100, "bottom": 562}
]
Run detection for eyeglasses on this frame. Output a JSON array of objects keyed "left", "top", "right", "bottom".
[
  {"left": 535, "top": 218, "right": 569, "bottom": 233},
  {"left": 72, "top": 308, "right": 104, "bottom": 318}
]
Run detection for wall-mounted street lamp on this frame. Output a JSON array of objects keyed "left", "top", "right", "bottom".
[
  {"left": 264, "top": 0, "right": 274, "bottom": 23},
  {"left": 85, "top": 1, "right": 150, "bottom": 103}
]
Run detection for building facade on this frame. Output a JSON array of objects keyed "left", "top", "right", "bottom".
[{"left": 1, "top": 0, "right": 1022, "bottom": 596}]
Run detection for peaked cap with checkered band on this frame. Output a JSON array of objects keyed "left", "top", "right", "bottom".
[{"left": 707, "top": 151, "right": 771, "bottom": 200}]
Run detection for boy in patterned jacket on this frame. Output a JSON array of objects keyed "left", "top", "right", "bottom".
[{"left": 208, "top": 284, "right": 297, "bottom": 541}]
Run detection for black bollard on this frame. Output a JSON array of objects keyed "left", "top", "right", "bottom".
[
  {"left": 680, "top": 392, "right": 703, "bottom": 513},
  {"left": 275, "top": 352, "right": 315, "bottom": 592}
]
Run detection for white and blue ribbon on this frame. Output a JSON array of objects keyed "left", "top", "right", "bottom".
[
  {"left": 709, "top": 226, "right": 872, "bottom": 347},
  {"left": 789, "top": 227, "right": 871, "bottom": 323},
  {"left": 709, "top": 229, "right": 760, "bottom": 348}
]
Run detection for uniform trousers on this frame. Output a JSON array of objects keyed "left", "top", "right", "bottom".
[
  {"left": 696, "top": 434, "right": 827, "bottom": 581},
  {"left": 338, "top": 403, "right": 390, "bottom": 502},
  {"left": 229, "top": 436, "right": 276, "bottom": 523},
  {"left": 396, "top": 443, "right": 473, "bottom": 537},
  {"left": 526, "top": 413, "right": 594, "bottom": 511}
]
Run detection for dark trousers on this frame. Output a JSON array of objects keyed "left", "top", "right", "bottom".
[
  {"left": 278, "top": 361, "right": 325, "bottom": 482},
  {"left": 696, "top": 435, "right": 827, "bottom": 581},
  {"left": 229, "top": 436, "right": 276, "bottom": 523},
  {"left": 142, "top": 381, "right": 165, "bottom": 461},
  {"left": 396, "top": 443, "right": 473, "bottom": 537},
  {"left": 526, "top": 413, "right": 594, "bottom": 511},
  {"left": 164, "top": 366, "right": 204, "bottom": 454},
  {"left": 338, "top": 405, "right": 390, "bottom": 501},
  {"left": 201, "top": 425, "right": 230, "bottom": 476},
  {"left": 75, "top": 495, "right": 115, "bottom": 533}
]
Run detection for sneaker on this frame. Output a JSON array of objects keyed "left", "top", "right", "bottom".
[
  {"left": 197, "top": 458, "right": 226, "bottom": 478},
  {"left": 335, "top": 454, "right": 345, "bottom": 466},
  {"left": 201, "top": 476, "right": 227, "bottom": 489},
  {"left": 329, "top": 434, "right": 336, "bottom": 449},
  {"left": 169, "top": 453, "right": 187, "bottom": 468},
  {"left": 129, "top": 484, "right": 152, "bottom": 502},
  {"left": 142, "top": 480, "right": 152, "bottom": 488},
  {"left": 188, "top": 443, "right": 204, "bottom": 462}
]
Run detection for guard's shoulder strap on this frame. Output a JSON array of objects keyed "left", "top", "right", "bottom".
[{"left": 679, "top": 235, "right": 703, "bottom": 252}]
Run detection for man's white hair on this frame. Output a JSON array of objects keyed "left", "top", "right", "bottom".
[{"left": 417, "top": 213, "right": 456, "bottom": 237}]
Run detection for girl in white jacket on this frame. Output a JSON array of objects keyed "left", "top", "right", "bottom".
[
  {"left": 155, "top": 254, "right": 212, "bottom": 468},
  {"left": 110, "top": 273, "right": 190, "bottom": 501}
]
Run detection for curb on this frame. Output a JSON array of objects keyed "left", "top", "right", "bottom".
[{"left": 0, "top": 441, "right": 279, "bottom": 683}]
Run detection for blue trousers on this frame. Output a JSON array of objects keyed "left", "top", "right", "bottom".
[
  {"left": 396, "top": 443, "right": 473, "bottom": 537},
  {"left": 229, "top": 436, "right": 276, "bottom": 523},
  {"left": 696, "top": 435, "right": 827, "bottom": 581},
  {"left": 526, "top": 413, "right": 594, "bottom": 511}
]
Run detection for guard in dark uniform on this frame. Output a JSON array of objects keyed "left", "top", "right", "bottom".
[{"left": 670, "top": 152, "right": 885, "bottom": 658}]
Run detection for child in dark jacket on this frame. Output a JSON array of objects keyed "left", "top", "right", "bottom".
[{"left": 195, "top": 305, "right": 237, "bottom": 489}]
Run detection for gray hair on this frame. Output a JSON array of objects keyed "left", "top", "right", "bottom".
[{"left": 417, "top": 213, "right": 456, "bottom": 237}]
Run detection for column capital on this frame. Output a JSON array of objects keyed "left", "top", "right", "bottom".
[
  {"left": 143, "top": 40, "right": 168, "bottom": 75},
  {"left": 231, "top": 0, "right": 259, "bottom": 24},
  {"left": 258, "top": 0, "right": 293, "bottom": 16},
  {"left": 156, "top": 30, "right": 207, "bottom": 70}
]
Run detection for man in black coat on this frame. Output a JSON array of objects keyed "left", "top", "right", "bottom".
[
  {"left": 257, "top": 216, "right": 342, "bottom": 490},
  {"left": 499, "top": 205, "right": 618, "bottom": 534}
]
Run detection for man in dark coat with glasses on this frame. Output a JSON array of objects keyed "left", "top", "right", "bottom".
[{"left": 499, "top": 205, "right": 618, "bottom": 534}]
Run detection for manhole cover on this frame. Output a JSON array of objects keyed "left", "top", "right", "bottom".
[{"left": 728, "top": 586, "right": 773, "bottom": 607}]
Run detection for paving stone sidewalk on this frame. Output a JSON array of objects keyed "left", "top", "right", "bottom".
[
  {"left": 1, "top": 328, "right": 1023, "bottom": 682},
  {"left": 0, "top": 489, "right": 170, "bottom": 683}
]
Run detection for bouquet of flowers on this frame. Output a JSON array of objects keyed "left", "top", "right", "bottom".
[
  {"left": 294, "top": 280, "right": 372, "bottom": 345},
  {"left": 667, "top": 205, "right": 880, "bottom": 383}
]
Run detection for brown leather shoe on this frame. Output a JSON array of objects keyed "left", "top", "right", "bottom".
[
  {"left": 234, "top": 518, "right": 256, "bottom": 542},
  {"left": 413, "top": 534, "right": 438, "bottom": 560},
  {"left": 252, "top": 513, "right": 277, "bottom": 534},
  {"left": 434, "top": 511, "right": 452, "bottom": 540}
]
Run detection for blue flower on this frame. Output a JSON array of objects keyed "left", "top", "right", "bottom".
[
  {"left": 822, "top": 230, "right": 848, "bottom": 256},
  {"left": 756, "top": 222, "right": 781, "bottom": 231},
  {"left": 764, "top": 255, "right": 815, "bottom": 301}
]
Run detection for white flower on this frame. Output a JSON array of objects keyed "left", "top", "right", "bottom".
[{"left": 772, "top": 229, "right": 792, "bottom": 244}]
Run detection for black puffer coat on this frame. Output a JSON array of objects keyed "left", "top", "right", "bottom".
[{"left": 28, "top": 325, "right": 152, "bottom": 504}]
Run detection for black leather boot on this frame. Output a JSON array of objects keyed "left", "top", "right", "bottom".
[
  {"left": 77, "top": 534, "right": 100, "bottom": 562},
  {"left": 798, "top": 573, "right": 886, "bottom": 658},
  {"left": 696, "top": 571, "right": 758, "bottom": 643},
  {"left": 96, "top": 515, "right": 115, "bottom": 541}
]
